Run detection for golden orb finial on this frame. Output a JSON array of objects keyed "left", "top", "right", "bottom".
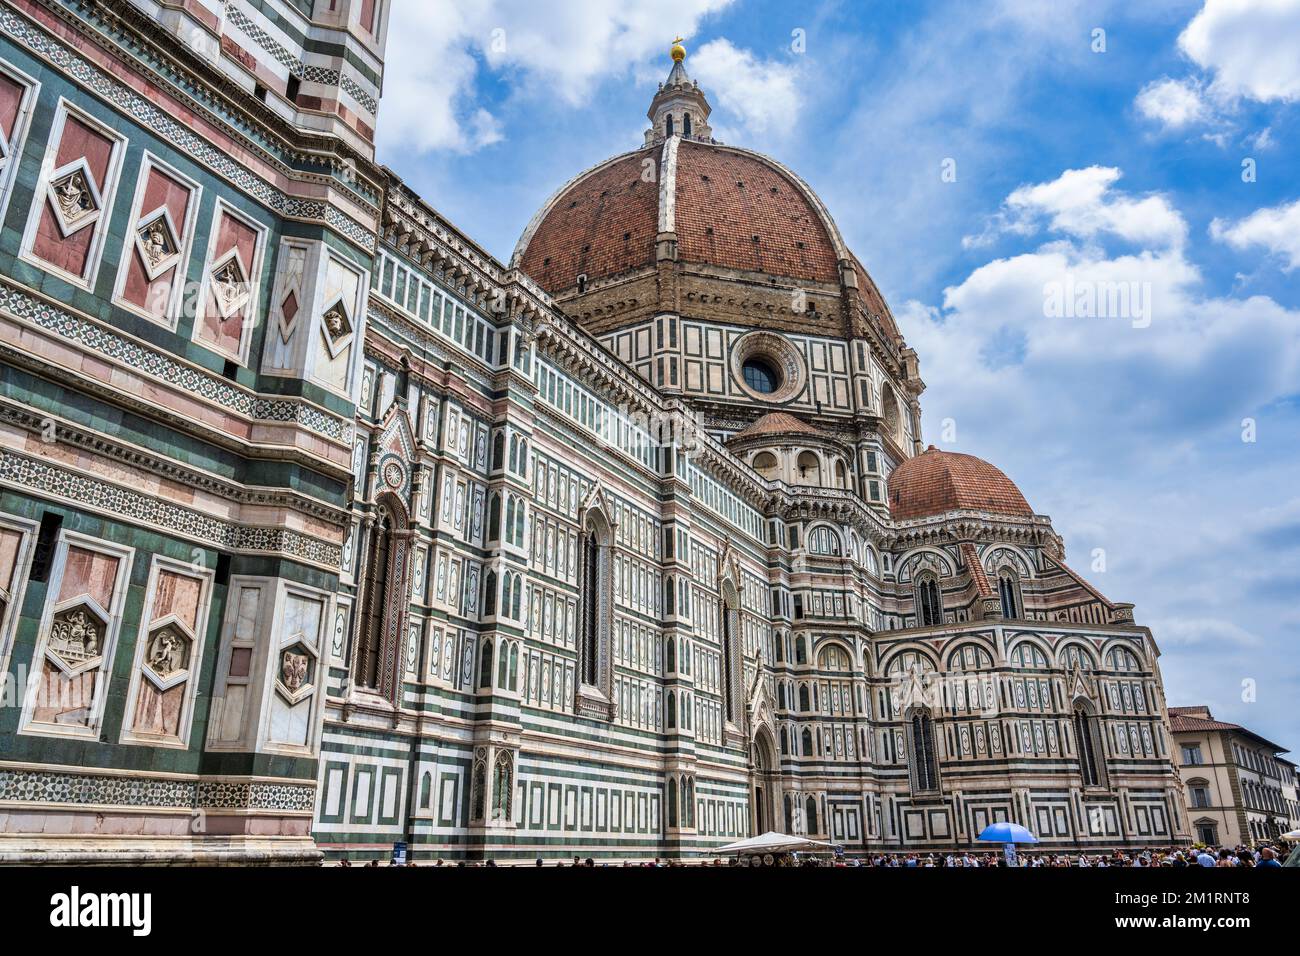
[{"left": 670, "top": 36, "right": 686, "bottom": 62}]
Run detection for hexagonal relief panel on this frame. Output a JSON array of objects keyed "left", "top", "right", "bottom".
[
  {"left": 275, "top": 642, "right": 315, "bottom": 705},
  {"left": 142, "top": 615, "right": 194, "bottom": 690},
  {"left": 45, "top": 599, "right": 108, "bottom": 676}
]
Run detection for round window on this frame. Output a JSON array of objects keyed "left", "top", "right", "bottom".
[{"left": 742, "top": 358, "right": 781, "bottom": 394}]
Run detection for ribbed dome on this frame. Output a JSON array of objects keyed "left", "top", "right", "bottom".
[
  {"left": 514, "top": 140, "right": 844, "bottom": 292},
  {"left": 889, "top": 446, "right": 1033, "bottom": 520}
]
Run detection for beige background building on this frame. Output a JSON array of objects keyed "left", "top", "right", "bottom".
[{"left": 1172, "top": 706, "right": 1297, "bottom": 847}]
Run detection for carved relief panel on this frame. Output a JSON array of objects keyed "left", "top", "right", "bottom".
[
  {"left": 121, "top": 556, "right": 214, "bottom": 747},
  {"left": 194, "top": 199, "right": 266, "bottom": 362},
  {"left": 21, "top": 533, "right": 134, "bottom": 738},
  {"left": 21, "top": 100, "right": 127, "bottom": 287}
]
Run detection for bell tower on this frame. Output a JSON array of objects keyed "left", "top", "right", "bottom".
[{"left": 645, "top": 39, "right": 715, "bottom": 145}]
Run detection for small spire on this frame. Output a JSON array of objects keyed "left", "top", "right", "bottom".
[{"left": 644, "top": 36, "right": 713, "bottom": 146}]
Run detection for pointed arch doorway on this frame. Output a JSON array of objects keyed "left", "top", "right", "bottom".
[{"left": 751, "top": 726, "right": 780, "bottom": 836}]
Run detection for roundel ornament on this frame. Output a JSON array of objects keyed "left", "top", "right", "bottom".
[{"left": 381, "top": 459, "right": 405, "bottom": 489}]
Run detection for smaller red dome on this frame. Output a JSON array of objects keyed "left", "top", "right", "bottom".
[{"left": 889, "top": 446, "right": 1033, "bottom": 520}]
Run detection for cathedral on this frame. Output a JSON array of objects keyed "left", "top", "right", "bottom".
[{"left": 0, "top": 2, "right": 1188, "bottom": 863}]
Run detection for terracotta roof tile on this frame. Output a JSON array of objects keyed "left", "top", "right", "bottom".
[
  {"left": 889, "top": 446, "right": 1033, "bottom": 520},
  {"left": 730, "top": 411, "right": 822, "bottom": 441},
  {"left": 960, "top": 542, "right": 993, "bottom": 597},
  {"left": 519, "top": 149, "right": 659, "bottom": 293}
]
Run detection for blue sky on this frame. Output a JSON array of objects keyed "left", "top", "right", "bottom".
[{"left": 377, "top": 0, "right": 1300, "bottom": 750}]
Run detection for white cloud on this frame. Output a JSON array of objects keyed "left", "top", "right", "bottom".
[
  {"left": 965, "top": 167, "right": 1187, "bottom": 251},
  {"left": 902, "top": 166, "right": 1300, "bottom": 740},
  {"left": 1179, "top": 0, "right": 1300, "bottom": 103},
  {"left": 689, "top": 39, "right": 803, "bottom": 137},
  {"left": 1210, "top": 198, "right": 1300, "bottom": 270},
  {"left": 1135, "top": 76, "right": 1213, "bottom": 129},
  {"left": 379, "top": 0, "right": 736, "bottom": 155},
  {"left": 1150, "top": 617, "right": 1264, "bottom": 648}
]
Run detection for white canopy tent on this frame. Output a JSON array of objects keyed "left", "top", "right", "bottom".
[
  {"left": 710, "top": 831, "right": 841, "bottom": 856},
  {"left": 1282, "top": 829, "right": 1300, "bottom": 841}
]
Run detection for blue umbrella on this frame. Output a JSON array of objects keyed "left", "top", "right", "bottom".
[{"left": 976, "top": 822, "right": 1039, "bottom": 844}]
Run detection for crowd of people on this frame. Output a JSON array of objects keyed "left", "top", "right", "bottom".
[{"left": 336, "top": 841, "right": 1293, "bottom": 867}]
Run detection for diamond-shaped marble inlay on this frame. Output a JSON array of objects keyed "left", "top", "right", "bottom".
[
  {"left": 134, "top": 208, "right": 181, "bottom": 281},
  {"left": 209, "top": 251, "right": 250, "bottom": 319},
  {"left": 47, "top": 160, "right": 102, "bottom": 236}
]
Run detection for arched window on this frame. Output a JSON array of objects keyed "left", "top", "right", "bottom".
[
  {"left": 666, "top": 637, "right": 676, "bottom": 673},
  {"left": 683, "top": 112, "right": 692, "bottom": 137},
  {"left": 881, "top": 387, "right": 902, "bottom": 446},
  {"left": 998, "top": 569, "right": 1021, "bottom": 618},
  {"left": 356, "top": 500, "right": 408, "bottom": 699},
  {"left": 908, "top": 708, "right": 940, "bottom": 793},
  {"left": 488, "top": 493, "right": 501, "bottom": 541},
  {"left": 751, "top": 451, "right": 779, "bottom": 480},
  {"left": 1010, "top": 641, "right": 1050, "bottom": 668},
  {"left": 666, "top": 691, "right": 677, "bottom": 728},
  {"left": 577, "top": 507, "right": 614, "bottom": 715},
  {"left": 795, "top": 451, "right": 821, "bottom": 486},
  {"left": 471, "top": 755, "right": 487, "bottom": 821},
  {"left": 492, "top": 751, "right": 513, "bottom": 821},
  {"left": 805, "top": 796, "right": 818, "bottom": 834},
  {"left": 807, "top": 525, "right": 841, "bottom": 556},
  {"left": 666, "top": 114, "right": 675, "bottom": 137},
  {"left": 1105, "top": 646, "right": 1141, "bottom": 672},
  {"left": 419, "top": 772, "right": 432, "bottom": 809},
  {"left": 491, "top": 431, "right": 505, "bottom": 471},
  {"left": 1073, "top": 701, "right": 1105, "bottom": 788},
  {"left": 834, "top": 459, "right": 848, "bottom": 489},
  {"left": 483, "top": 570, "right": 497, "bottom": 616},
  {"left": 801, "top": 727, "right": 814, "bottom": 756},
  {"left": 479, "top": 640, "right": 493, "bottom": 689},
  {"left": 798, "top": 684, "right": 810, "bottom": 711},
  {"left": 915, "top": 574, "right": 942, "bottom": 627},
  {"left": 668, "top": 776, "right": 678, "bottom": 827},
  {"left": 795, "top": 635, "right": 807, "bottom": 664},
  {"left": 784, "top": 795, "right": 794, "bottom": 833},
  {"left": 720, "top": 579, "right": 741, "bottom": 724}
]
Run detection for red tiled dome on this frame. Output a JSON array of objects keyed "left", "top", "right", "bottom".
[
  {"left": 514, "top": 140, "right": 844, "bottom": 293},
  {"left": 889, "top": 446, "right": 1033, "bottom": 520}
]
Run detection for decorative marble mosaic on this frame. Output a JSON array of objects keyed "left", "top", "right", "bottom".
[
  {"left": 0, "top": 450, "right": 342, "bottom": 567},
  {"left": 0, "top": 5, "right": 377, "bottom": 252},
  {"left": 226, "top": 6, "right": 380, "bottom": 115},
  {"left": 0, "top": 767, "right": 315, "bottom": 812},
  {"left": 0, "top": 278, "right": 352, "bottom": 443}
]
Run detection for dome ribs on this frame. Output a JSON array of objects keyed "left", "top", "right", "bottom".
[
  {"left": 519, "top": 149, "right": 659, "bottom": 294},
  {"left": 675, "top": 141, "right": 839, "bottom": 285}
]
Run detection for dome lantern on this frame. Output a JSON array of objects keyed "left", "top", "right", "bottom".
[{"left": 645, "top": 38, "right": 713, "bottom": 145}]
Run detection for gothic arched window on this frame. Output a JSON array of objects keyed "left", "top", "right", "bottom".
[
  {"left": 576, "top": 506, "right": 614, "bottom": 716},
  {"left": 666, "top": 114, "right": 675, "bottom": 137},
  {"left": 720, "top": 579, "right": 741, "bottom": 725},
  {"left": 683, "top": 112, "right": 692, "bottom": 137},
  {"left": 805, "top": 796, "right": 818, "bottom": 834},
  {"left": 356, "top": 499, "right": 408, "bottom": 699},
  {"left": 908, "top": 708, "right": 940, "bottom": 793},
  {"left": 915, "top": 573, "right": 942, "bottom": 627},
  {"left": 1074, "top": 701, "right": 1105, "bottom": 788},
  {"left": 493, "top": 751, "right": 513, "bottom": 821},
  {"left": 998, "top": 569, "right": 1021, "bottom": 618}
]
